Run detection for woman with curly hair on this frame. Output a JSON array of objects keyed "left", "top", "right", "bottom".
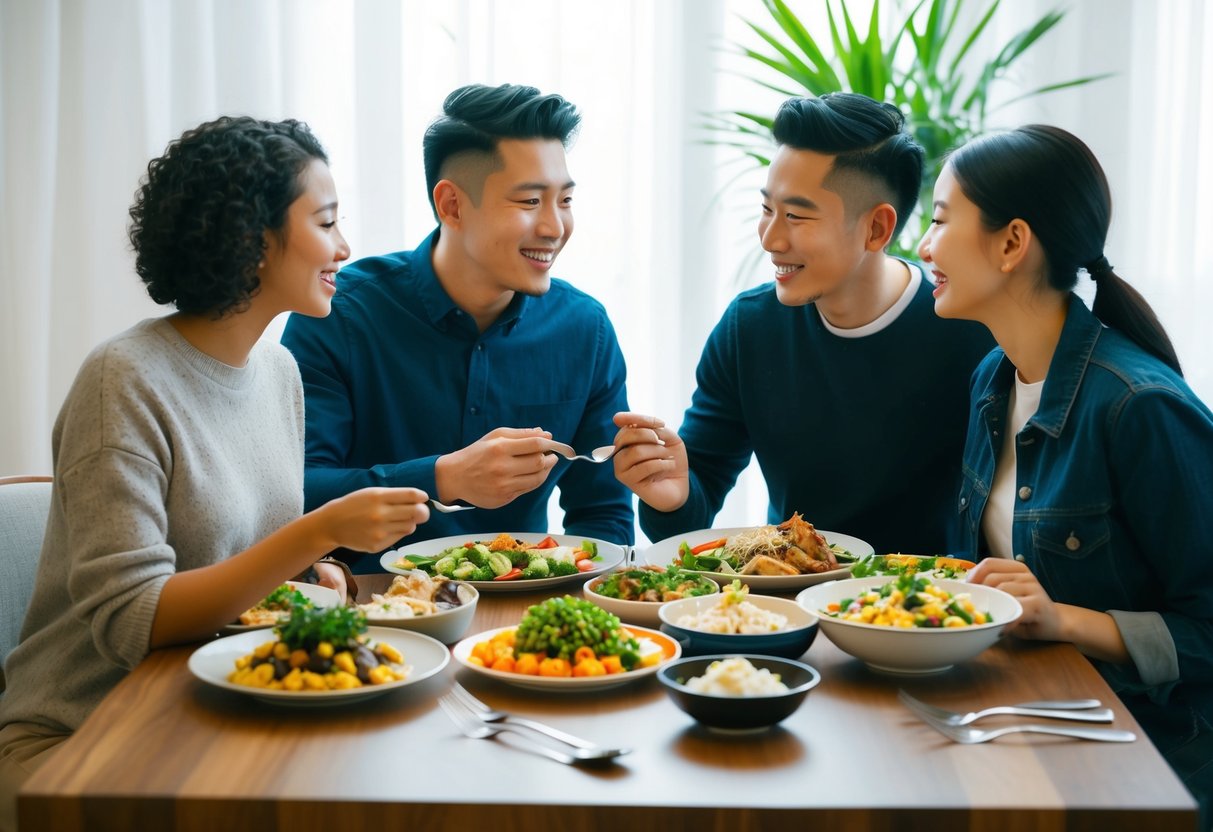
[{"left": 0, "top": 116, "right": 430, "bottom": 828}]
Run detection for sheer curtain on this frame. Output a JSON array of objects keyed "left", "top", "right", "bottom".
[{"left": 1, "top": 0, "right": 1210, "bottom": 542}]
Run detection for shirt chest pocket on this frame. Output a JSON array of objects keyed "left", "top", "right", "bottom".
[{"left": 1031, "top": 514, "right": 1112, "bottom": 561}]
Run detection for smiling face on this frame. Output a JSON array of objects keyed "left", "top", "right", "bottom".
[
  {"left": 256, "top": 158, "right": 350, "bottom": 318},
  {"left": 757, "top": 146, "right": 874, "bottom": 307},
  {"left": 917, "top": 163, "right": 1008, "bottom": 323},
  {"left": 449, "top": 138, "right": 574, "bottom": 300}
]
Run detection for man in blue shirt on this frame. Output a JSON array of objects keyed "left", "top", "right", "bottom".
[
  {"left": 612, "top": 93, "right": 992, "bottom": 554},
  {"left": 282, "top": 84, "right": 633, "bottom": 571}
]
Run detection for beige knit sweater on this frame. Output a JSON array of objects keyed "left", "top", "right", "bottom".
[{"left": 0, "top": 318, "right": 304, "bottom": 733}]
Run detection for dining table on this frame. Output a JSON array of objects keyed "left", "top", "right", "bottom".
[{"left": 19, "top": 570, "right": 1199, "bottom": 832}]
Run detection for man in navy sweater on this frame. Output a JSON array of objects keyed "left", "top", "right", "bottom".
[
  {"left": 612, "top": 93, "right": 992, "bottom": 554},
  {"left": 282, "top": 84, "right": 633, "bottom": 571}
]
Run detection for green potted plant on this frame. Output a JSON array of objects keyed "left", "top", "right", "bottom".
[{"left": 710, "top": 0, "right": 1112, "bottom": 256}]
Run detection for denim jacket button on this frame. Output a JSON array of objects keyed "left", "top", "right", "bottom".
[
  {"left": 959, "top": 496, "right": 968, "bottom": 508},
  {"left": 1066, "top": 534, "right": 1081, "bottom": 552},
  {"left": 1015, "top": 554, "right": 1026, "bottom": 562},
  {"left": 1017, "top": 486, "right": 1033, "bottom": 500}
]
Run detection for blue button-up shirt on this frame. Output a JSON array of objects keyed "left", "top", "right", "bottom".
[
  {"left": 952, "top": 293, "right": 1213, "bottom": 764},
  {"left": 281, "top": 230, "right": 634, "bottom": 570}
]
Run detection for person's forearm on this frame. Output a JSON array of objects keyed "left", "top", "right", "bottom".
[
  {"left": 149, "top": 511, "right": 336, "bottom": 648},
  {"left": 1059, "top": 604, "right": 1130, "bottom": 664}
]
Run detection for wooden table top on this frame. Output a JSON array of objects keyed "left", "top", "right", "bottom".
[{"left": 20, "top": 580, "right": 1198, "bottom": 832}]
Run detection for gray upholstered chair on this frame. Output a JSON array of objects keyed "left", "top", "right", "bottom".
[{"left": 0, "top": 476, "right": 52, "bottom": 694}]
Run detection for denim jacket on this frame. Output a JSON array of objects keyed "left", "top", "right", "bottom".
[{"left": 951, "top": 294, "right": 1213, "bottom": 754}]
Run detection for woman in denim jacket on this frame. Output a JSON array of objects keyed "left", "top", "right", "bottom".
[{"left": 919, "top": 125, "right": 1213, "bottom": 824}]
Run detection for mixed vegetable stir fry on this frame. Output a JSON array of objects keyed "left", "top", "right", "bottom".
[
  {"left": 849, "top": 554, "right": 975, "bottom": 579},
  {"left": 228, "top": 601, "right": 408, "bottom": 691},
  {"left": 824, "top": 574, "right": 991, "bottom": 629},
  {"left": 590, "top": 565, "right": 717, "bottom": 602},
  {"left": 467, "top": 595, "right": 658, "bottom": 678},
  {"left": 395, "top": 533, "right": 600, "bottom": 582}
]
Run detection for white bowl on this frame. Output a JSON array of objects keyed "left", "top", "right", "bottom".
[
  {"left": 355, "top": 574, "right": 479, "bottom": 644},
  {"left": 657, "top": 592, "right": 819, "bottom": 659},
  {"left": 582, "top": 568, "right": 720, "bottom": 628},
  {"left": 795, "top": 576, "right": 1022, "bottom": 675}
]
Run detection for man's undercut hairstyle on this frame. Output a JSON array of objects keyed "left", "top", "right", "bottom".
[
  {"left": 423, "top": 83, "right": 582, "bottom": 219},
  {"left": 772, "top": 93, "right": 924, "bottom": 239}
]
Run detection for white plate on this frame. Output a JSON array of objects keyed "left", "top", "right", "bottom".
[
  {"left": 223, "top": 581, "right": 343, "bottom": 634},
  {"left": 188, "top": 626, "right": 450, "bottom": 706},
  {"left": 380, "top": 533, "right": 625, "bottom": 593},
  {"left": 451, "top": 624, "right": 681, "bottom": 691},
  {"left": 641, "top": 527, "right": 874, "bottom": 592}
]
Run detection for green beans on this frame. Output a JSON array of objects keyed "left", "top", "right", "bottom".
[{"left": 514, "top": 596, "right": 640, "bottom": 667}]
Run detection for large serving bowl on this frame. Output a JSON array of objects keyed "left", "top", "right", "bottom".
[
  {"left": 657, "top": 593, "right": 818, "bottom": 659},
  {"left": 658, "top": 654, "right": 821, "bottom": 733},
  {"left": 795, "top": 576, "right": 1022, "bottom": 675},
  {"left": 354, "top": 573, "right": 479, "bottom": 644},
  {"left": 583, "top": 568, "right": 720, "bottom": 628}
]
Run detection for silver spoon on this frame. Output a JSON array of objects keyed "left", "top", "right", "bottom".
[
  {"left": 543, "top": 440, "right": 618, "bottom": 463},
  {"left": 430, "top": 499, "right": 475, "bottom": 513}
]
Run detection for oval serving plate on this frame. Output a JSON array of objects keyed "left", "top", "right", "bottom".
[
  {"left": 223, "top": 581, "right": 343, "bottom": 634},
  {"left": 189, "top": 626, "right": 449, "bottom": 706},
  {"left": 380, "top": 533, "right": 625, "bottom": 593},
  {"left": 641, "top": 527, "right": 874, "bottom": 592},
  {"left": 451, "top": 624, "right": 680, "bottom": 691}
]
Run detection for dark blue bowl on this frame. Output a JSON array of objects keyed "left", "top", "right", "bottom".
[
  {"left": 658, "top": 654, "right": 821, "bottom": 732},
  {"left": 657, "top": 594, "right": 818, "bottom": 659}
]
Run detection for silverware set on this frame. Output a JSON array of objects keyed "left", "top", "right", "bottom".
[
  {"left": 438, "top": 682, "right": 631, "bottom": 764},
  {"left": 898, "top": 690, "right": 1137, "bottom": 744}
]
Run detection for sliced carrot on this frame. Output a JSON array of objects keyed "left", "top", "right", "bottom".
[{"left": 690, "top": 538, "right": 728, "bottom": 555}]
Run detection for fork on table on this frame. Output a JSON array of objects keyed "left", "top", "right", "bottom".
[
  {"left": 437, "top": 696, "right": 580, "bottom": 765},
  {"left": 897, "top": 690, "right": 1114, "bottom": 726},
  {"left": 448, "top": 682, "right": 629, "bottom": 755},
  {"left": 908, "top": 708, "right": 1137, "bottom": 744},
  {"left": 437, "top": 693, "right": 627, "bottom": 764}
]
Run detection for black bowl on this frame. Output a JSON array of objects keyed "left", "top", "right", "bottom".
[{"left": 658, "top": 654, "right": 821, "bottom": 733}]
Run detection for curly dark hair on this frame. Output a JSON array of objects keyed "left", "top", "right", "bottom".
[{"left": 128, "top": 116, "right": 328, "bottom": 318}]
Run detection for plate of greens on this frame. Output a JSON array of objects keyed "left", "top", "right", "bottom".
[
  {"left": 848, "top": 554, "right": 976, "bottom": 579},
  {"left": 380, "top": 533, "right": 625, "bottom": 593}
]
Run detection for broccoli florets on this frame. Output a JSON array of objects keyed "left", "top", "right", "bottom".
[
  {"left": 521, "top": 558, "right": 551, "bottom": 579},
  {"left": 452, "top": 561, "right": 478, "bottom": 580},
  {"left": 433, "top": 555, "right": 458, "bottom": 577},
  {"left": 486, "top": 551, "right": 513, "bottom": 577},
  {"left": 471, "top": 565, "right": 494, "bottom": 582},
  {"left": 550, "top": 558, "right": 578, "bottom": 577},
  {"left": 463, "top": 545, "right": 489, "bottom": 568}
]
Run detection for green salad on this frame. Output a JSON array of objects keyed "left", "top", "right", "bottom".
[{"left": 591, "top": 565, "right": 718, "bottom": 602}]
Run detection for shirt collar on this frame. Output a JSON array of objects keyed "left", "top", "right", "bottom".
[
  {"left": 412, "top": 227, "right": 531, "bottom": 335},
  {"left": 976, "top": 293, "right": 1102, "bottom": 439},
  {"left": 412, "top": 229, "right": 460, "bottom": 330}
]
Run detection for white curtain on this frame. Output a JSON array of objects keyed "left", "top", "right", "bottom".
[{"left": 2, "top": 0, "right": 1210, "bottom": 541}]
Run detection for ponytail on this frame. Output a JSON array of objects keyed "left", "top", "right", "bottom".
[{"left": 1090, "top": 270, "right": 1182, "bottom": 375}]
